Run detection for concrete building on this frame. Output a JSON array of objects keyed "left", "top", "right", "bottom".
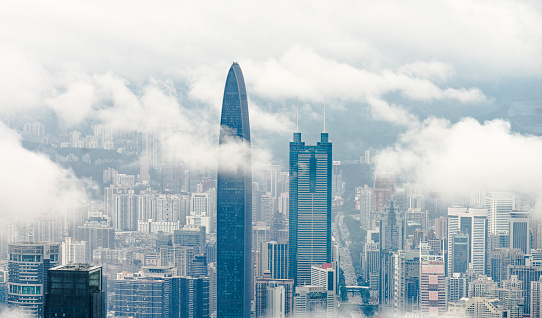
[
  {"left": 61, "top": 237, "right": 87, "bottom": 264},
  {"left": 419, "top": 253, "right": 446, "bottom": 317},
  {"left": 486, "top": 192, "right": 514, "bottom": 235},
  {"left": 255, "top": 271, "right": 294, "bottom": 318}
]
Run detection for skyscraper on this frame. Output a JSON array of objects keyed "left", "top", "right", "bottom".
[
  {"left": 486, "top": 192, "right": 514, "bottom": 235},
  {"left": 216, "top": 62, "right": 252, "bottom": 317},
  {"left": 46, "top": 264, "right": 106, "bottom": 318},
  {"left": 7, "top": 242, "right": 60, "bottom": 317},
  {"left": 289, "top": 129, "right": 332, "bottom": 286},
  {"left": 509, "top": 211, "right": 531, "bottom": 254},
  {"left": 447, "top": 207, "right": 488, "bottom": 276}
]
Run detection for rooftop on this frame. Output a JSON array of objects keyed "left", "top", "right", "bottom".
[{"left": 50, "top": 263, "right": 101, "bottom": 272}]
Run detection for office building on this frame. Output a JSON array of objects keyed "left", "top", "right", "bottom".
[
  {"left": 61, "top": 237, "right": 88, "bottom": 264},
  {"left": 419, "top": 253, "right": 446, "bottom": 316},
  {"left": 486, "top": 192, "right": 514, "bottom": 235},
  {"left": 468, "top": 276, "right": 497, "bottom": 298},
  {"left": 507, "top": 265, "right": 542, "bottom": 315},
  {"left": 255, "top": 271, "right": 294, "bottom": 318},
  {"left": 446, "top": 273, "right": 468, "bottom": 306},
  {"left": 355, "top": 185, "right": 373, "bottom": 230},
  {"left": 451, "top": 297, "right": 510, "bottom": 318},
  {"left": 113, "top": 275, "right": 170, "bottom": 317},
  {"left": 509, "top": 211, "right": 531, "bottom": 254},
  {"left": 434, "top": 216, "right": 447, "bottom": 239},
  {"left": 293, "top": 285, "right": 335, "bottom": 318},
  {"left": 488, "top": 248, "right": 524, "bottom": 283},
  {"left": 261, "top": 241, "right": 288, "bottom": 280},
  {"left": 497, "top": 275, "right": 524, "bottom": 318},
  {"left": 216, "top": 62, "right": 252, "bottom": 317},
  {"left": 289, "top": 127, "right": 332, "bottom": 286},
  {"left": 392, "top": 250, "right": 420, "bottom": 314},
  {"left": 46, "top": 264, "right": 105, "bottom": 318},
  {"left": 288, "top": 125, "right": 332, "bottom": 286},
  {"left": 173, "top": 225, "right": 206, "bottom": 255},
  {"left": 531, "top": 276, "right": 542, "bottom": 318},
  {"left": 447, "top": 207, "right": 488, "bottom": 276},
  {"left": 373, "top": 175, "right": 395, "bottom": 212},
  {"left": 7, "top": 242, "right": 60, "bottom": 317},
  {"left": 75, "top": 216, "right": 115, "bottom": 263},
  {"left": 172, "top": 276, "right": 210, "bottom": 318}
]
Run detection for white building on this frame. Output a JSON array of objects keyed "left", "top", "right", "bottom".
[
  {"left": 486, "top": 192, "right": 514, "bottom": 235},
  {"left": 447, "top": 207, "right": 488, "bottom": 275},
  {"left": 61, "top": 237, "right": 87, "bottom": 264}
]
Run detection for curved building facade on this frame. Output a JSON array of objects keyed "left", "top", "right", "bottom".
[{"left": 217, "top": 62, "right": 252, "bottom": 318}]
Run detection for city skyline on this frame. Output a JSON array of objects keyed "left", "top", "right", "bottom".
[{"left": 1, "top": 1, "right": 542, "bottom": 318}]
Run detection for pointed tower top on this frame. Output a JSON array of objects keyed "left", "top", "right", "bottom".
[
  {"left": 323, "top": 97, "right": 327, "bottom": 133},
  {"left": 295, "top": 97, "right": 300, "bottom": 133}
]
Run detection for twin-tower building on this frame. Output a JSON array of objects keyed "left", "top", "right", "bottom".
[{"left": 216, "top": 63, "right": 332, "bottom": 317}]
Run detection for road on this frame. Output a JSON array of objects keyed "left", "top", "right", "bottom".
[{"left": 333, "top": 211, "right": 357, "bottom": 287}]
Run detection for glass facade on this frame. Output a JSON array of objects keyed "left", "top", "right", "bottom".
[
  {"left": 7, "top": 242, "right": 60, "bottom": 318},
  {"left": 216, "top": 63, "right": 252, "bottom": 317},
  {"left": 289, "top": 132, "right": 332, "bottom": 286},
  {"left": 46, "top": 264, "right": 105, "bottom": 318}
]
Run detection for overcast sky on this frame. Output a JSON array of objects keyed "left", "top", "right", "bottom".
[{"left": 1, "top": 0, "right": 542, "bottom": 215}]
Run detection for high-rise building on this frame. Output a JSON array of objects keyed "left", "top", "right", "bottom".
[
  {"left": 355, "top": 185, "right": 373, "bottom": 230},
  {"left": 289, "top": 128, "right": 332, "bottom": 286},
  {"left": 434, "top": 216, "right": 447, "bottom": 239},
  {"left": 446, "top": 273, "right": 468, "bottom": 306},
  {"left": 255, "top": 271, "right": 294, "bottom": 318},
  {"left": 172, "top": 276, "right": 210, "bottom": 318},
  {"left": 261, "top": 241, "right": 288, "bottom": 280},
  {"left": 509, "top": 211, "right": 531, "bottom": 254},
  {"left": 392, "top": 250, "right": 420, "bottom": 314},
  {"left": 486, "top": 192, "right": 514, "bottom": 235},
  {"left": 507, "top": 265, "right": 542, "bottom": 315},
  {"left": 216, "top": 62, "right": 252, "bottom": 318},
  {"left": 173, "top": 225, "right": 206, "bottom": 255},
  {"left": 292, "top": 285, "right": 335, "bottom": 317},
  {"left": 373, "top": 175, "right": 395, "bottom": 212},
  {"left": 61, "top": 237, "right": 87, "bottom": 264},
  {"left": 488, "top": 248, "right": 524, "bottom": 283},
  {"left": 531, "top": 276, "right": 542, "bottom": 318},
  {"left": 46, "top": 264, "right": 106, "bottom": 318},
  {"left": 498, "top": 275, "right": 524, "bottom": 318},
  {"left": 447, "top": 207, "right": 488, "bottom": 276},
  {"left": 419, "top": 253, "right": 446, "bottom": 317},
  {"left": 310, "top": 263, "right": 338, "bottom": 316},
  {"left": 7, "top": 242, "right": 60, "bottom": 317},
  {"left": 75, "top": 216, "right": 115, "bottom": 263},
  {"left": 468, "top": 275, "right": 498, "bottom": 298}
]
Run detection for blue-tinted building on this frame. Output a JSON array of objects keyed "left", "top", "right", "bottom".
[
  {"left": 216, "top": 62, "right": 252, "bottom": 317},
  {"left": 46, "top": 264, "right": 105, "bottom": 318},
  {"left": 289, "top": 131, "right": 332, "bottom": 286},
  {"left": 7, "top": 242, "right": 60, "bottom": 317}
]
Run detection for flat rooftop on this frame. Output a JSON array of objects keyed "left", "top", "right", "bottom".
[{"left": 50, "top": 264, "right": 101, "bottom": 272}]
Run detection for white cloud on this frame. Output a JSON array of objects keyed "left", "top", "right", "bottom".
[
  {"left": 0, "top": 122, "right": 87, "bottom": 218},
  {"left": 376, "top": 117, "right": 542, "bottom": 203}
]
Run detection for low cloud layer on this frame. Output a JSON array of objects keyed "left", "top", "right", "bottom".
[
  {"left": 0, "top": 122, "right": 87, "bottom": 218},
  {"left": 376, "top": 117, "right": 542, "bottom": 203}
]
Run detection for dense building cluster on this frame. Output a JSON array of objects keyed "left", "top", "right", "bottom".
[{"left": 1, "top": 63, "right": 541, "bottom": 318}]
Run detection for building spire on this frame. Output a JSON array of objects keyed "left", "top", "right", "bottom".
[
  {"left": 323, "top": 97, "right": 327, "bottom": 133},
  {"left": 296, "top": 97, "right": 299, "bottom": 133}
]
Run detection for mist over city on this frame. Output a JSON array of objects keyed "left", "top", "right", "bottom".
[{"left": 0, "top": 1, "right": 541, "bottom": 317}]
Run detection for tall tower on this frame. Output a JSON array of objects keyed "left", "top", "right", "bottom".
[
  {"left": 46, "top": 264, "right": 106, "bottom": 318},
  {"left": 289, "top": 130, "right": 332, "bottom": 286},
  {"left": 7, "top": 242, "right": 60, "bottom": 317},
  {"left": 216, "top": 62, "right": 252, "bottom": 318},
  {"left": 447, "top": 207, "right": 487, "bottom": 276}
]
